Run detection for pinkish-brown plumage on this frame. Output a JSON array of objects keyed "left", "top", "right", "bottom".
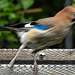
[{"left": 25, "top": 6, "right": 75, "bottom": 52}]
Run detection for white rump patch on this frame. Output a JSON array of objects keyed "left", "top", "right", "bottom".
[
  {"left": 25, "top": 23, "right": 34, "bottom": 27},
  {"left": 16, "top": 31, "right": 25, "bottom": 37}
]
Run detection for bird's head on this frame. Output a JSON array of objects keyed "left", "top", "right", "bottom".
[{"left": 55, "top": 6, "right": 75, "bottom": 24}]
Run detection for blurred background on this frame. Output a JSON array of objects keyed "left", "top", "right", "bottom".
[{"left": 0, "top": 0, "right": 75, "bottom": 48}]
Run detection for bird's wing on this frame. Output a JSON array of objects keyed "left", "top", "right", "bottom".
[
  {"left": 0, "top": 17, "right": 56, "bottom": 32},
  {"left": 36, "top": 17, "right": 56, "bottom": 28},
  {"left": 0, "top": 22, "right": 36, "bottom": 32}
]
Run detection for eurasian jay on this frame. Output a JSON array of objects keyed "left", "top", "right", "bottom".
[{"left": 0, "top": 6, "right": 75, "bottom": 71}]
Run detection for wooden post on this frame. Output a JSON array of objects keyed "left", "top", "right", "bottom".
[{"left": 65, "top": 0, "right": 73, "bottom": 48}]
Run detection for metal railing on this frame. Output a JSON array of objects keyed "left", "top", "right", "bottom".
[
  {"left": 0, "top": 64, "right": 75, "bottom": 75},
  {"left": 0, "top": 49, "right": 75, "bottom": 75}
]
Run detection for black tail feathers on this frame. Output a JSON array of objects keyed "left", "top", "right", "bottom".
[{"left": 0, "top": 26, "right": 11, "bottom": 31}]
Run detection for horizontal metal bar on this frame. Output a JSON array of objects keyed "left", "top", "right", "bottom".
[
  {"left": 0, "top": 64, "right": 75, "bottom": 75},
  {"left": 0, "top": 49, "right": 75, "bottom": 61}
]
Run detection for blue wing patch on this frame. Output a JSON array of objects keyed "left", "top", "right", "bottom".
[{"left": 33, "top": 23, "right": 50, "bottom": 30}]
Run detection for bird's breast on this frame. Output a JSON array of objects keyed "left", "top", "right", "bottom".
[{"left": 26, "top": 27, "right": 70, "bottom": 49}]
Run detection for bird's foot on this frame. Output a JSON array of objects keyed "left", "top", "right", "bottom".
[{"left": 8, "top": 58, "right": 15, "bottom": 68}]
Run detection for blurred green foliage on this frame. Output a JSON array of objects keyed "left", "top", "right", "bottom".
[
  {"left": 0, "top": 0, "right": 34, "bottom": 48},
  {"left": 0, "top": 0, "right": 75, "bottom": 48}
]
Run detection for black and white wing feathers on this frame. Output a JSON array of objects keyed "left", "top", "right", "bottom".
[{"left": 0, "top": 22, "right": 37, "bottom": 32}]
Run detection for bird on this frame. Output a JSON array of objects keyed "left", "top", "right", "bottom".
[{"left": 0, "top": 6, "right": 75, "bottom": 71}]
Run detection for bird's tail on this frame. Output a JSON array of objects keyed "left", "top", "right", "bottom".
[
  {"left": 0, "top": 26, "right": 11, "bottom": 31},
  {"left": 0, "top": 26, "right": 24, "bottom": 32},
  {"left": 0, "top": 26, "right": 19, "bottom": 31},
  {"left": 0, "top": 26, "right": 26, "bottom": 38}
]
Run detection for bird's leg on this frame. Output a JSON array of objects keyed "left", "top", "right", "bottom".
[
  {"left": 32, "top": 49, "right": 43, "bottom": 72},
  {"left": 32, "top": 48, "right": 44, "bottom": 71},
  {"left": 32, "top": 53, "right": 38, "bottom": 71},
  {"left": 8, "top": 41, "right": 27, "bottom": 68}
]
